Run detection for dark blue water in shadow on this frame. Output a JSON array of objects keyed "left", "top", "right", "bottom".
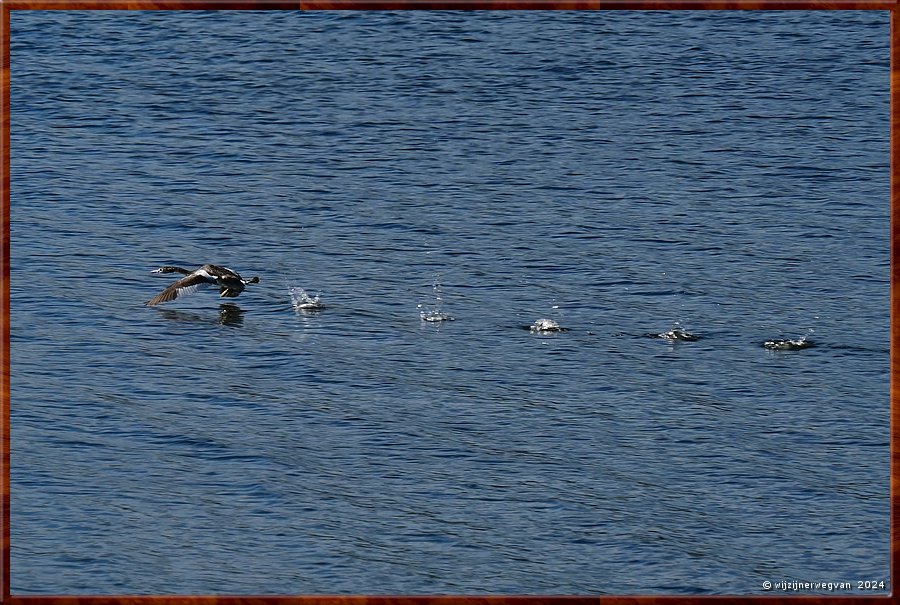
[{"left": 10, "top": 10, "right": 889, "bottom": 595}]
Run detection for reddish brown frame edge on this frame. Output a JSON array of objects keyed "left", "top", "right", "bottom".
[{"left": 0, "top": 1, "right": 895, "bottom": 604}]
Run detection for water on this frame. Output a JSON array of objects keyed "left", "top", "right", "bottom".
[{"left": 9, "top": 10, "right": 889, "bottom": 595}]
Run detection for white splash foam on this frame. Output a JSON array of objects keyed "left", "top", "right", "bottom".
[
  {"left": 657, "top": 322, "right": 699, "bottom": 342},
  {"left": 763, "top": 328, "right": 816, "bottom": 350},
  {"left": 289, "top": 286, "right": 325, "bottom": 311},
  {"left": 418, "top": 276, "right": 453, "bottom": 322},
  {"left": 530, "top": 318, "right": 562, "bottom": 332},
  {"left": 420, "top": 310, "right": 454, "bottom": 322}
]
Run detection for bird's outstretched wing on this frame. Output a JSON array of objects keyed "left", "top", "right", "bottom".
[{"left": 145, "top": 273, "right": 211, "bottom": 306}]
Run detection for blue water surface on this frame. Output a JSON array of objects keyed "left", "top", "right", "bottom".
[{"left": 9, "top": 9, "right": 890, "bottom": 595}]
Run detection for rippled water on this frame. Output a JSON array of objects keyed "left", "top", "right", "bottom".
[{"left": 10, "top": 10, "right": 890, "bottom": 595}]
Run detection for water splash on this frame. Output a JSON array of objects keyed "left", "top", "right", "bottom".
[
  {"left": 763, "top": 328, "right": 815, "bottom": 351},
  {"left": 529, "top": 318, "right": 565, "bottom": 333},
  {"left": 649, "top": 321, "right": 699, "bottom": 342},
  {"left": 289, "top": 286, "right": 325, "bottom": 312},
  {"left": 418, "top": 277, "right": 453, "bottom": 322},
  {"left": 420, "top": 310, "right": 454, "bottom": 322}
]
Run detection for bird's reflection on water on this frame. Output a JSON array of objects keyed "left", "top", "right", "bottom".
[
  {"left": 153, "top": 303, "right": 245, "bottom": 327},
  {"left": 217, "top": 303, "right": 245, "bottom": 326}
]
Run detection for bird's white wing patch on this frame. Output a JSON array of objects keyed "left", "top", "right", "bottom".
[{"left": 175, "top": 284, "right": 202, "bottom": 298}]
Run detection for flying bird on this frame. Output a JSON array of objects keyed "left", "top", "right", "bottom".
[{"left": 146, "top": 264, "right": 259, "bottom": 306}]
